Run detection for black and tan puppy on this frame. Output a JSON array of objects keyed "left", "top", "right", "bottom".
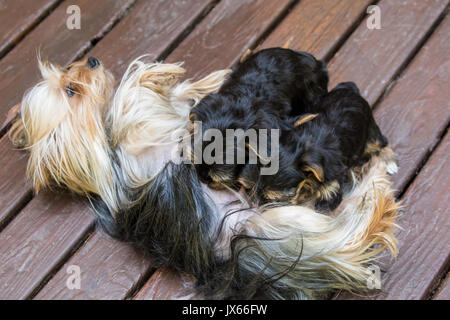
[
  {"left": 190, "top": 47, "right": 329, "bottom": 189},
  {"left": 239, "top": 82, "right": 393, "bottom": 210}
]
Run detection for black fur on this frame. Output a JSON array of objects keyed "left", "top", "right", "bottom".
[
  {"left": 191, "top": 48, "right": 329, "bottom": 189},
  {"left": 239, "top": 83, "right": 388, "bottom": 210},
  {"left": 92, "top": 161, "right": 301, "bottom": 299},
  {"left": 191, "top": 48, "right": 387, "bottom": 211}
]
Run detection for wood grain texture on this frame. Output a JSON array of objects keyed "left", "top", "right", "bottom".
[
  {"left": 328, "top": 0, "right": 448, "bottom": 105},
  {"left": 434, "top": 273, "right": 450, "bottom": 300},
  {"left": 373, "top": 134, "right": 450, "bottom": 299},
  {"left": 34, "top": 230, "right": 151, "bottom": 300},
  {"left": 0, "top": 0, "right": 61, "bottom": 58},
  {"left": 0, "top": 0, "right": 136, "bottom": 131},
  {"left": 259, "top": 0, "right": 373, "bottom": 60},
  {"left": 374, "top": 15, "right": 450, "bottom": 192},
  {"left": 134, "top": 268, "right": 202, "bottom": 300},
  {"left": 31, "top": 0, "right": 218, "bottom": 299},
  {"left": 166, "top": 0, "right": 295, "bottom": 79},
  {"left": 88, "top": 0, "right": 217, "bottom": 80},
  {"left": 339, "top": 15, "right": 450, "bottom": 301},
  {"left": 0, "top": 136, "right": 30, "bottom": 228},
  {"left": 0, "top": 192, "right": 93, "bottom": 299}
]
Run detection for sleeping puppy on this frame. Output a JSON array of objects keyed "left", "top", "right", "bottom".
[
  {"left": 239, "top": 82, "right": 395, "bottom": 211},
  {"left": 190, "top": 48, "right": 329, "bottom": 190}
]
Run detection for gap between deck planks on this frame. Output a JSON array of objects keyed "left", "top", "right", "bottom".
[
  {"left": 22, "top": 0, "right": 298, "bottom": 299},
  {"left": 337, "top": 13, "right": 450, "bottom": 300},
  {"left": 136, "top": 0, "right": 450, "bottom": 299},
  {"left": 433, "top": 271, "right": 450, "bottom": 300},
  {"left": 0, "top": 0, "right": 63, "bottom": 59}
]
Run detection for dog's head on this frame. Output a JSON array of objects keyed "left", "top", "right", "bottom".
[{"left": 9, "top": 56, "right": 115, "bottom": 195}]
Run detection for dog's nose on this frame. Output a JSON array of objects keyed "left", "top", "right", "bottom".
[{"left": 87, "top": 57, "right": 100, "bottom": 70}]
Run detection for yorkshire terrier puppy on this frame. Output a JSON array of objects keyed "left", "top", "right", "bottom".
[
  {"left": 9, "top": 56, "right": 120, "bottom": 210},
  {"left": 10, "top": 55, "right": 399, "bottom": 300},
  {"left": 190, "top": 48, "right": 329, "bottom": 189},
  {"left": 240, "top": 82, "right": 397, "bottom": 211}
]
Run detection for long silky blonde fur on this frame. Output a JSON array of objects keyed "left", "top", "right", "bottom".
[
  {"left": 237, "top": 152, "right": 399, "bottom": 299},
  {"left": 9, "top": 57, "right": 119, "bottom": 210},
  {"left": 107, "top": 57, "right": 231, "bottom": 189}
]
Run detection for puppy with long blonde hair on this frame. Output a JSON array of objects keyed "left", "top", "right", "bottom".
[{"left": 10, "top": 55, "right": 399, "bottom": 299}]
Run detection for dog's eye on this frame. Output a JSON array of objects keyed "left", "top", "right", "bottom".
[{"left": 66, "top": 84, "right": 75, "bottom": 97}]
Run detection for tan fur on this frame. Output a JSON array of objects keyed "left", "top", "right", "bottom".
[
  {"left": 239, "top": 154, "right": 399, "bottom": 298},
  {"left": 107, "top": 56, "right": 231, "bottom": 190},
  {"left": 240, "top": 49, "right": 253, "bottom": 63},
  {"left": 9, "top": 57, "right": 118, "bottom": 209},
  {"left": 294, "top": 113, "right": 318, "bottom": 127}
]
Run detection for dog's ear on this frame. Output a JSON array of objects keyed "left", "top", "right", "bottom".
[{"left": 139, "top": 63, "right": 186, "bottom": 92}]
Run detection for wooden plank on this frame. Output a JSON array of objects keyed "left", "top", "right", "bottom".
[
  {"left": 374, "top": 134, "right": 450, "bottom": 299},
  {"left": 30, "top": 0, "right": 217, "bottom": 299},
  {"left": 87, "top": 0, "right": 217, "bottom": 80},
  {"left": 434, "top": 273, "right": 450, "bottom": 300},
  {"left": 0, "top": 0, "right": 61, "bottom": 58},
  {"left": 0, "top": 192, "right": 93, "bottom": 299},
  {"left": 135, "top": 0, "right": 379, "bottom": 300},
  {"left": 34, "top": 230, "right": 151, "bottom": 300},
  {"left": 0, "top": 0, "right": 136, "bottom": 131},
  {"left": 166, "top": 0, "right": 296, "bottom": 79},
  {"left": 259, "top": 0, "right": 373, "bottom": 60},
  {"left": 0, "top": 136, "right": 29, "bottom": 228},
  {"left": 338, "top": 14, "right": 450, "bottom": 301},
  {"left": 328, "top": 0, "right": 448, "bottom": 105},
  {"left": 134, "top": 268, "right": 202, "bottom": 300},
  {"left": 374, "top": 15, "right": 450, "bottom": 192}
]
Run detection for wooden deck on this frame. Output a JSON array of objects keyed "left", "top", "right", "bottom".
[{"left": 0, "top": 0, "right": 448, "bottom": 300}]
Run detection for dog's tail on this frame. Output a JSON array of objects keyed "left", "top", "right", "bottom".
[{"left": 204, "top": 155, "right": 399, "bottom": 299}]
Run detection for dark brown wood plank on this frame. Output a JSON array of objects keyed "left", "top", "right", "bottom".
[
  {"left": 374, "top": 15, "right": 450, "bottom": 192},
  {"left": 0, "top": 0, "right": 61, "bottom": 58},
  {"left": 31, "top": 0, "right": 217, "bottom": 299},
  {"left": 0, "top": 136, "right": 29, "bottom": 228},
  {"left": 34, "top": 230, "right": 151, "bottom": 300},
  {"left": 328, "top": 0, "right": 448, "bottom": 105},
  {"left": 259, "top": 0, "right": 373, "bottom": 60},
  {"left": 0, "top": 192, "right": 93, "bottom": 299},
  {"left": 434, "top": 273, "right": 450, "bottom": 300},
  {"left": 338, "top": 14, "right": 450, "bottom": 301},
  {"left": 134, "top": 268, "right": 202, "bottom": 300},
  {"left": 166, "top": 0, "right": 296, "bottom": 79},
  {"left": 0, "top": 0, "right": 136, "bottom": 131},
  {"left": 374, "top": 134, "right": 450, "bottom": 299},
  {"left": 88, "top": 0, "right": 217, "bottom": 80}
]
